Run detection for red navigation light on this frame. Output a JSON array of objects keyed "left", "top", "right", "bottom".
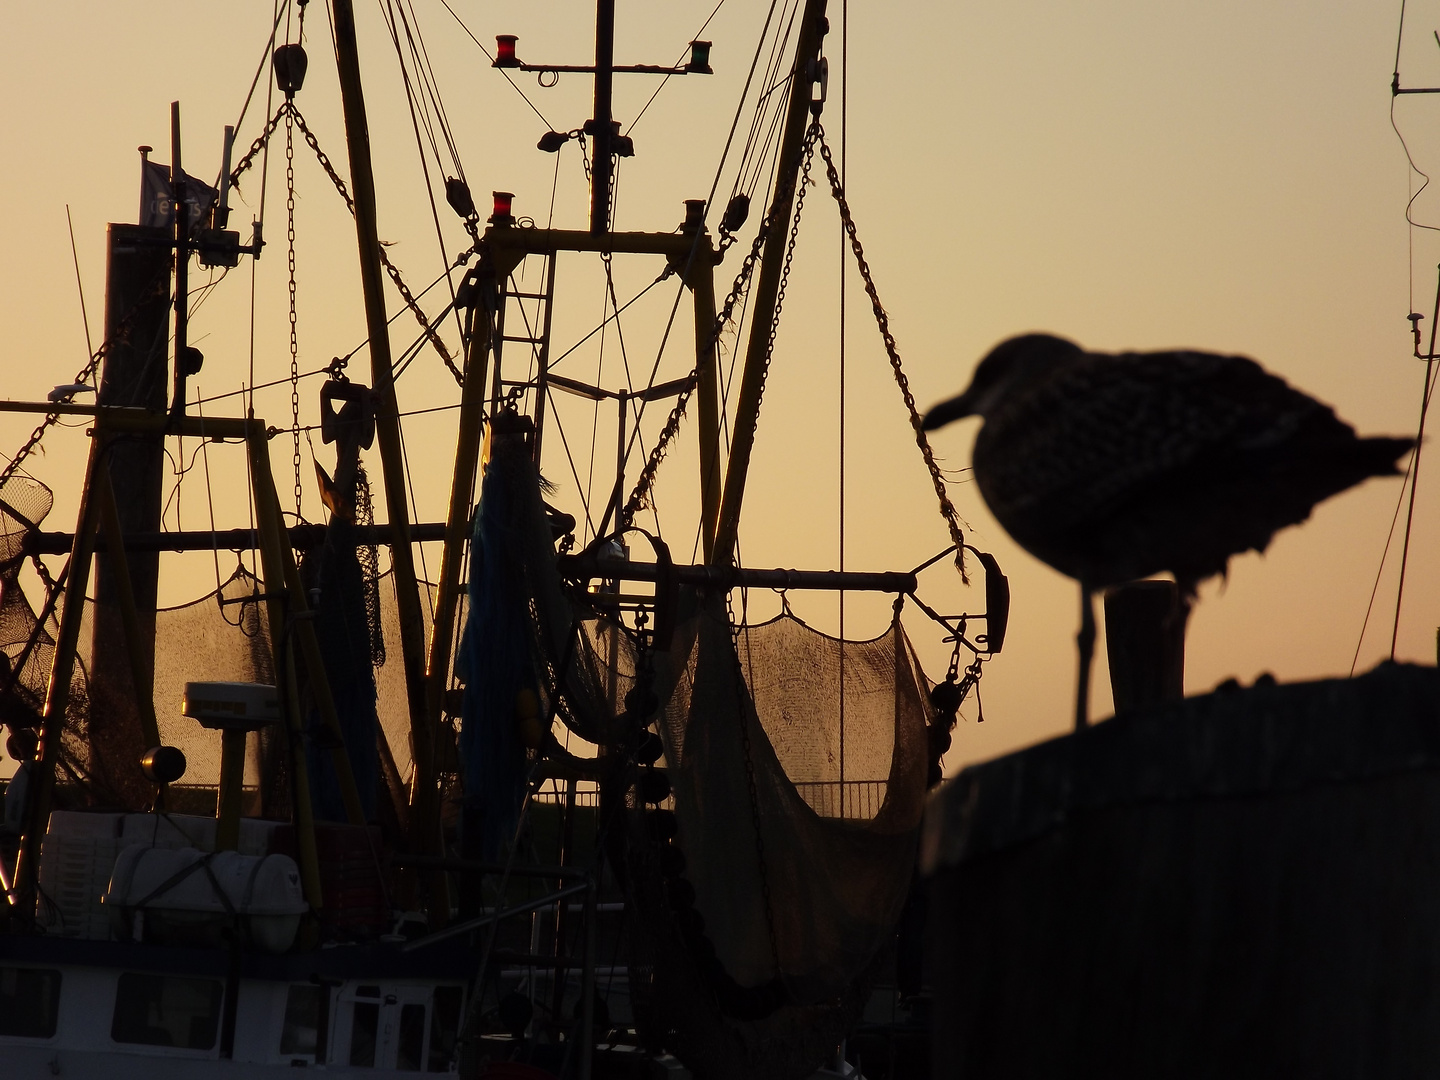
[
  {"left": 490, "top": 191, "right": 515, "bottom": 225},
  {"left": 494, "top": 35, "right": 520, "bottom": 68}
]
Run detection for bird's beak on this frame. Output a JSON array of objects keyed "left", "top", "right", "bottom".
[{"left": 922, "top": 390, "right": 976, "bottom": 432}]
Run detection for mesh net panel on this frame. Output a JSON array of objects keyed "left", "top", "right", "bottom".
[
  {"left": 147, "top": 569, "right": 274, "bottom": 788},
  {"left": 0, "top": 476, "right": 55, "bottom": 566},
  {"left": 626, "top": 592, "right": 929, "bottom": 1078}
]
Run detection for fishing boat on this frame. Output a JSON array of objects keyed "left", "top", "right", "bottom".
[{"left": 0, "top": 2, "right": 1001, "bottom": 1077}]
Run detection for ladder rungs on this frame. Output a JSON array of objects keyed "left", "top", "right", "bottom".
[
  {"left": 507, "top": 291, "right": 550, "bottom": 301},
  {"left": 502, "top": 335, "right": 545, "bottom": 345}
]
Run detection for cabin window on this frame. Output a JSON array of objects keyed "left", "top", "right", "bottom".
[
  {"left": 0, "top": 967, "right": 61, "bottom": 1038},
  {"left": 349, "top": 999, "right": 379, "bottom": 1066},
  {"left": 280, "top": 984, "right": 320, "bottom": 1056},
  {"left": 111, "top": 973, "right": 223, "bottom": 1050},
  {"left": 396, "top": 1003, "right": 426, "bottom": 1071},
  {"left": 428, "top": 986, "right": 463, "bottom": 1072}
]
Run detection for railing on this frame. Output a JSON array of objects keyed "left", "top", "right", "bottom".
[
  {"left": 793, "top": 780, "right": 888, "bottom": 820},
  {"left": 532, "top": 778, "right": 889, "bottom": 818}
]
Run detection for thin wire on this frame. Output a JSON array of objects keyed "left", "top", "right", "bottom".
[
  {"left": 256, "top": 0, "right": 280, "bottom": 240},
  {"left": 395, "top": 423, "right": 435, "bottom": 621},
  {"left": 548, "top": 272, "right": 670, "bottom": 373},
  {"left": 1391, "top": 98, "right": 1440, "bottom": 235},
  {"left": 1352, "top": 358, "right": 1438, "bottom": 673},
  {"left": 610, "top": 0, "right": 793, "bottom": 497},
  {"left": 625, "top": 0, "right": 729, "bottom": 136},
  {"left": 1395, "top": 0, "right": 1409, "bottom": 75},
  {"left": 1390, "top": 354, "right": 1435, "bottom": 658},
  {"left": 196, "top": 393, "right": 226, "bottom": 597},
  {"left": 64, "top": 206, "right": 95, "bottom": 363},
  {"left": 404, "top": 0, "right": 468, "bottom": 182},
  {"left": 837, "top": 0, "right": 847, "bottom": 798},
  {"left": 225, "top": 0, "right": 288, "bottom": 191},
  {"left": 383, "top": 0, "right": 464, "bottom": 339},
  {"left": 437, "top": 0, "right": 556, "bottom": 129},
  {"left": 547, "top": 389, "right": 598, "bottom": 538}
]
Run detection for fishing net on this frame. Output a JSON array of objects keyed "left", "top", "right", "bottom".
[
  {"left": 470, "top": 429, "right": 931, "bottom": 1079},
  {"left": 0, "top": 476, "right": 94, "bottom": 796},
  {"left": 0, "top": 551, "right": 420, "bottom": 819},
  {"left": 624, "top": 595, "right": 929, "bottom": 1080}
]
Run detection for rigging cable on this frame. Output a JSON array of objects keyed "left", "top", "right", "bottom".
[
  {"left": 1390, "top": 350, "right": 1435, "bottom": 658},
  {"left": 838, "top": 0, "right": 847, "bottom": 796},
  {"left": 625, "top": 0, "right": 729, "bottom": 137},
  {"left": 381, "top": 0, "right": 466, "bottom": 341},
  {"left": 224, "top": 0, "right": 288, "bottom": 193},
  {"left": 436, "top": 0, "right": 557, "bottom": 130},
  {"left": 616, "top": 1, "right": 805, "bottom": 528},
  {"left": 64, "top": 207, "right": 95, "bottom": 363},
  {"left": 1356, "top": 1, "right": 1440, "bottom": 667},
  {"left": 1350, "top": 354, "right": 1437, "bottom": 673}
]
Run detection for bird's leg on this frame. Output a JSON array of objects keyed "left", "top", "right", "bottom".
[{"left": 1075, "top": 584, "right": 1096, "bottom": 731}]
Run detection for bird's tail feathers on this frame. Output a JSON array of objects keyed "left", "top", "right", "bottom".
[{"left": 1355, "top": 435, "right": 1417, "bottom": 476}]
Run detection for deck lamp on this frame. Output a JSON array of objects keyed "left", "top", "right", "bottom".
[
  {"left": 490, "top": 191, "right": 515, "bottom": 226},
  {"left": 494, "top": 35, "right": 520, "bottom": 68},
  {"left": 537, "top": 130, "right": 569, "bottom": 153},
  {"left": 687, "top": 40, "right": 713, "bottom": 74},
  {"left": 609, "top": 120, "right": 635, "bottom": 158}
]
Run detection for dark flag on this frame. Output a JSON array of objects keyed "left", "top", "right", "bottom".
[{"left": 140, "top": 161, "right": 218, "bottom": 235}]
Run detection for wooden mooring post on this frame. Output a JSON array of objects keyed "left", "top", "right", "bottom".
[{"left": 1105, "top": 579, "right": 1185, "bottom": 713}]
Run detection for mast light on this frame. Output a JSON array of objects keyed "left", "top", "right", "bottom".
[
  {"left": 494, "top": 35, "right": 520, "bottom": 68},
  {"left": 490, "top": 191, "right": 515, "bottom": 226},
  {"left": 687, "top": 40, "right": 713, "bottom": 74}
]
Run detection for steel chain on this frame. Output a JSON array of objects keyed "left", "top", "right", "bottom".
[
  {"left": 228, "top": 109, "right": 286, "bottom": 192},
  {"left": 231, "top": 102, "right": 463, "bottom": 387},
  {"left": 746, "top": 125, "right": 818, "bottom": 447},
  {"left": 618, "top": 126, "right": 819, "bottom": 529},
  {"left": 289, "top": 109, "right": 464, "bottom": 385},
  {"left": 814, "top": 129, "right": 969, "bottom": 579},
  {"left": 286, "top": 110, "right": 303, "bottom": 518}
]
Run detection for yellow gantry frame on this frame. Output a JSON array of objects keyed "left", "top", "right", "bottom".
[{"left": 3, "top": 403, "right": 362, "bottom": 932}]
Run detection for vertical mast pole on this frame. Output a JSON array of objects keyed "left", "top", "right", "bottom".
[
  {"left": 589, "top": 0, "right": 616, "bottom": 235},
  {"left": 170, "top": 102, "right": 189, "bottom": 417},
  {"left": 329, "top": 0, "right": 434, "bottom": 843},
  {"left": 421, "top": 292, "right": 494, "bottom": 923},
  {"left": 691, "top": 259, "right": 722, "bottom": 561},
  {"left": 13, "top": 441, "right": 103, "bottom": 901},
  {"left": 710, "top": 0, "right": 828, "bottom": 566}
]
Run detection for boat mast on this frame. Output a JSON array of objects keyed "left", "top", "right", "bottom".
[
  {"left": 710, "top": 0, "right": 830, "bottom": 566},
  {"left": 328, "top": 0, "right": 436, "bottom": 855},
  {"left": 589, "top": 0, "right": 616, "bottom": 235}
]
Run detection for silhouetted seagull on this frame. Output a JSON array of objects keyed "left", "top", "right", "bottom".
[{"left": 923, "top": 333, "right": 1414, "bottom": 729}]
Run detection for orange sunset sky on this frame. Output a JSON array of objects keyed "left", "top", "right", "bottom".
[{"left": 1, "top": 0, "right": 1438, "bottom": 777}]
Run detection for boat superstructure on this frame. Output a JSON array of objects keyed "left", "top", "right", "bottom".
[{"left": 0, "top": 2, "right": 1003, "bottom": 1077}]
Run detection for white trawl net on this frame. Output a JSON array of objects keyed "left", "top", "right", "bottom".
[{"left": 655, "top": 593, "right": 928, "bottom": 1001}]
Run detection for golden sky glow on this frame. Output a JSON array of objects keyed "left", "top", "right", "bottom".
[{"left": 0, "top": 1, "right": 1435, "bottom": 776}]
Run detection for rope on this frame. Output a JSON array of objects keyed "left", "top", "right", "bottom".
[{"left": 814, "top": 129, "right": 968, "bottom": 580}]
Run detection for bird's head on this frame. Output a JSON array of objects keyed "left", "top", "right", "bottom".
[{"left": 923, "top": 333, "right": 1083, "bottom": 430}]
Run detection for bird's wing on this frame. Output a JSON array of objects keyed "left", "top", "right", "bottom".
[{"left": 973, "top": 349, "right": 1335, "bottom": 533}]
